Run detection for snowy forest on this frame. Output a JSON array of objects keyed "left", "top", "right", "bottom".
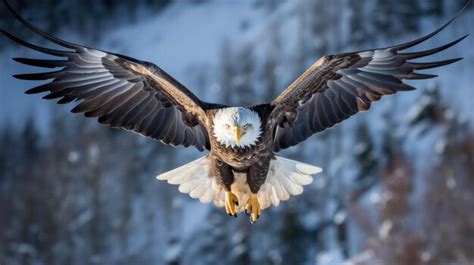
[{"left": 0, "top": 0, "right": 473, "bottom": 264}]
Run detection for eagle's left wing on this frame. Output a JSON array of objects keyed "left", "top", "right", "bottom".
[
  {"left": 1, "top": 1, "right": 221, "bottom": 151},
  {"left": 270, "top": 10, "right": 468, "bottom": 152}
]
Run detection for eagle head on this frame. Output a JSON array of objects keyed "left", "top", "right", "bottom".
[{"left": 213, "top": 107, "right": 262, "bottom": 149}]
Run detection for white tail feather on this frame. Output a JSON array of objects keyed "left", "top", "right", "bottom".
[{"left": 156, "top": 156, "right": 322, "bottom": 212}]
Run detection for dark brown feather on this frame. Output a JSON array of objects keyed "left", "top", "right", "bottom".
[
  {"left": 1, "top": 2, "right": 228, "bottom": 151},
  {"left": 270, "top": 7, "right": 468, "bottom": 151}
]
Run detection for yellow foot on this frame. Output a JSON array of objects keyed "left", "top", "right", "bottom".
[
  {"left": 245, "top": 193, "right": 261, "bottom": 224},
  {"left": 225, "top": 191, "right": 239, "bottom": 217}
]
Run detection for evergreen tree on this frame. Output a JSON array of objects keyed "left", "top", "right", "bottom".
[
  {"left": 86, "top": 133, "right": 107, "bottom": 263},
  {"left": 424, "top": 0, "right": 445, "bottom": 17},
  {"left": 348, "top": 0, "right": 372, "bottom": 46},
  {"left": 308, "top": 0, "right": 330, "bottom": 56},
  {"left": 235, "top": 45, "right": 256, "bottom": 105},
  {"left": 0, "top": 122, "right": 17, "bottom": 191},
  {"left": 261, "top": 22, "right": 281, "bottom": 101},
  {"left": 258, "top": 0, "right": 280, "bottom": 12},
  {"left": 0, "top": 123, "right": 20, "bottom": 264},
  {"left": 0, "top": 0, "right": 173, "bottom": 51},
  {"left": 353, "top": 120, "right": 378, "bottom": 191},
  {"left": 294, "top": 0, "right": 312, "bottom": 76},
  {"left": 21, "top": 115, "right": 40, "bottom": 162},
  {"left": 219, "top": 39, "right": 237, "bottom": 105},
  {"left": 279, "top": 207, "right": 312, "bottom": 265},
  {"left": 117, "top": 137, "right": 142, "bottom": 264},
  {"left": 373, "top": 0, "right": 422, "bottom": 41},
  {"left": 16, "top": 115, "right": 44, "bottom": 264},
  {"left": 381, "top": 114, "right": 399, "bottom": 165},
  {"left": 408, "top": 84, "right": 444, "bottom": 127}
]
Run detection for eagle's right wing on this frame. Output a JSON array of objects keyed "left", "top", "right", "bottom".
[
  {"left": 2, "top": 0, "right": 224, "bottom": 151},
  {"left": 269, "top": 3, "right": 469, "bottom": 152}
]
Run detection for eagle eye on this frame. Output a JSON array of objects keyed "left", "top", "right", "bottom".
[{"left": 243, "top": 123, "right": 252, "bottom": 129}]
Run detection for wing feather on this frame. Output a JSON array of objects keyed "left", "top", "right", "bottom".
[
  {"left": 1, "top": 1, "right": 223, "bottom": 151},
  {"left": 270, "top": 5, "right": 468, "bottom": 151}
]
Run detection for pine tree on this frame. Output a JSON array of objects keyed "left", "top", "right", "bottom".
[
  {"left": 0, "top": 123, "right": 20, "bottom": 264},
  {"left": 219, "top": 39, "right": 237, "bottom": 105},
  {"left": 21, "top": 115, "right": 40, "bottom": 162},
  {"left": 16, "top": 115, "right": 44, "bottom": 264},
  {"left": 279, "top": 207, "right": 312, "bottom": 265},
  {"left": 348, "top": 0, "right": 372, "bottom": 46},
  {"left": 381, "top": 115, "right": 399, "bottom": 165},
  {"left": 261, "top": 22, "right": 281, "bottom": 101},
  {"left": 86, "top": 133, "right": 107, "bottom": 263},
  {"left": 0, "top": 0, "right": 173, "bottom": 51},
  {"left": 294, "top": 0, "right": 312, "bottom": 76},
  {"left": 117, "top": 137, "right": 142, "bottom": 264},
  {"left": 235, "top": 45, "right": 256, "bottom": 106},
  {"left": 424, "top": 0, "right": 445, "bottom": 17},
  {"left": 308, "top": 0, "right": 330, "bottom": 56},
  {"left": 0, "top": 122, "right": 17, "bottom": 191},
  {"left": 353, "top": 120, "right": 378, "bottom": 192},
  {"left": 373, "top": 0, "right": 422, "bottom": 41}
]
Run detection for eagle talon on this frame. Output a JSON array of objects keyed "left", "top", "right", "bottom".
[
  {"left": 225, "top": 191, "right": 239, "bottom": 217},
  {"left": 245, "top": 193, "right": 261, "bottom": 224}
]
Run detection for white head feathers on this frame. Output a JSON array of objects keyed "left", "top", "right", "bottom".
[{"left": 213, "top": 107, "right": 262, "bottom": 149}]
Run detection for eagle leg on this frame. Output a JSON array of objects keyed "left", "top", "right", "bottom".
[
  {"left": 225, "top": 191, "right": 239, "bottom": 217},
  {"left": 245, "top": 193, "right": 261, "bottom": 224}
]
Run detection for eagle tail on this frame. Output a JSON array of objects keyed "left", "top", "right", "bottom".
[
  {"left": 156, "top": 156, "right": 322, "bottom": 212},
  {"left": 256, "top": 156, "right": 322, "bottom": 209},
  {"left": 156, "top": 156, "right": 222, "bottom": 205}
]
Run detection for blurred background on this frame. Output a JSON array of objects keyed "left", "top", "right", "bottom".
[{"left": 0, "top": 0, "right": 473, "bottom": 264}]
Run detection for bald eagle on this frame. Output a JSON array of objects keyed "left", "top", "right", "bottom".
[{"left": 1, "top": 0, "right": 469, "bottom": 223}]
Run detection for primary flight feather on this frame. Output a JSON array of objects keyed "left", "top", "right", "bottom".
[{"left": 1, "top": 0, "right": 469, "bottom": 223}]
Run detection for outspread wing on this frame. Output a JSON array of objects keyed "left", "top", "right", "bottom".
[
  {"left": 1, "top": 1, "right": 220, "bottom": 151},
  {"left": 270, "top": 6, "right": 468, "bottom": 152}
]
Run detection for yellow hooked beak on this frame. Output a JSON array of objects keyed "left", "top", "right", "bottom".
[{"left": 234, "top": 126, "right": 243, "bottom": 145}]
